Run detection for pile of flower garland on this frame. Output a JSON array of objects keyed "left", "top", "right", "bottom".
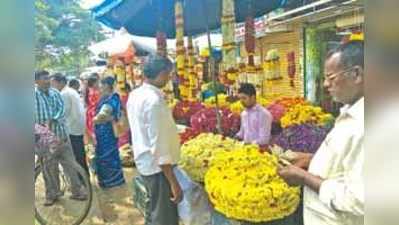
[
  {"left": 228, "top": 96, "right": 271, "bottom": 115},
  {"left": 179, "top": 127, "right": 201, "bottom": 144},
  {"left": 203, "top": 94, "right": 229, "bottom": 108},
  {"left": 229, "top": 100, "right": 244, "bottom": 115},
  {"left": 280, "top": 104, "right": 333, "bottom": 128},
  {"left": 205, "top": 147, "right": 300, "bottom": 222},
  {"left": 273, "top": 123, "right": 330, "bottom": 154},
  {"left": 273, "top": 97, "right": 307, "bottom": 109},
  {"left": 172, "top": 100, "right": 204, "bottom": 125},
  {"left": 267, "top": 97, "right": 334, "bottom": 154},
  {"left": 266, "top": 97, "right": 307, "bottom": 122},
  {"left": 190, "top": 107, "right": 240, "bottom": 138},
  {"left": 179, "top": 133, "right": 244, "bottom": 182}
]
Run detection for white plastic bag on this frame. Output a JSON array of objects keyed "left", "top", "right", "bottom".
[{"left": 174, "top": 167, "right": 212, "bottom": 225}]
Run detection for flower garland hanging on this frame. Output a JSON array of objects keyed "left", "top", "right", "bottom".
[
  {"left": 264, "top": 49, "right": 282, "bottom": 81},
  {"left": 175, "top": 0, "right": 187, "bottom": 99},
  {"left": 187, "top": 36, "right": 197, "bottom": 100},
  {"left": 113, "top": 60, "right": 128, "bottom": 98},
  {"left": 287, "top": 51, "right": 296, "bottom": 87},
  {"left": 221, "top": 0, "right": 238, "bottom": 86},
  {"left": 156, "top": 31, "right": 167, "bottom": 57},
  {"left": 245, "top": 16, "right": 255, "bottom": 67}
]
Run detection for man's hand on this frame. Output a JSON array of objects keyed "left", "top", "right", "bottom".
[
  {"left": 169, "top": 180, "right": 183, "bottom": 204},
  {"left": 278, "top": 164, "right": 307, "bottom": 186},
  {"left": 278, "top": 164, "right": 323, "bottom": 192},
  {"left": 160, "top": 164, "right": 184, "bottom": 204},
  {"left": 289, "top": 152, "right": 313, "bottom": 169}
]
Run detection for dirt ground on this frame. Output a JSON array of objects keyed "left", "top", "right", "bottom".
[
  {"left": 35, "top": 166, "right": 145, "bottom": 225},
  {"left": 83, "top": 167, "right": 145, "bottom": 225}
]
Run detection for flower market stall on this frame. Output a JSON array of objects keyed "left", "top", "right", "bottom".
[
  {"left": 172, "top": 95, "right": 334, "bottom": 225},
  {"left": 90, "top": 1, "right": 337, "bottom": 225}
]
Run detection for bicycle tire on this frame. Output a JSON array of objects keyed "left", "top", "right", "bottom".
[{"left": 35, "top": 159, "right": 93, "bottom": 225}]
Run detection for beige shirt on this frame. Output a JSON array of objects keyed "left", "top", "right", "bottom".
[
  {"left": 127, "top": 83, "right": 180, "bottom": 176},
  {"left": 304, "top": 97, "right": 364, "bottom": 225}
]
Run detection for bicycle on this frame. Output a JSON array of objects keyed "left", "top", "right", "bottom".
[{"left": 34, "top": 125, "right": 93, "bottom": 225}]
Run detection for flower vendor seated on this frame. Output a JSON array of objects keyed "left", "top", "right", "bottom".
[{"left": 235, "top": 83, "right": 273, "bottom": 148}]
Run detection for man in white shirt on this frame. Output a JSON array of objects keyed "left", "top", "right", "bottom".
[
  {"left": 278, "top": 41, "right": 364, "bottom": 225},
  {"left": 127, "top": 55, "right": 182, "bottom": 225},
  {"left": 51, "top": 73, "right": 89, "bottom": 177},
  {"left": 68, "top": 78, "right": 81, "bottom": 94}
]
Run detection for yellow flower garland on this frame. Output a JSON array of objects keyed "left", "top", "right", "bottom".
[
  {"left": 228, "top": 96, "right": 271, "bottom": 115},
  {"left": 168, "top": 98, "right": 179, "bottom": 109},
  {"left": 280, "top": 104, "right": 333, "bottom": 128},
  {"left": 179, "top": 133, "right": 244, "bottom": 182},
  {"left": 229, "top": 101, "right": 244, "bottom": 114},
  {"left": 205, "top": 148, "right": 300, "bottom": 222},
  {"left": 203, "top": 94, "right": 229, "bottom": 108},
  {"left": 257, "top": 96, "right": 272, "bottom": 107}
]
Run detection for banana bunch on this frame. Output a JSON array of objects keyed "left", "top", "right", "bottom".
[
  {"left": 179, "top": 133, "right": 244, "bottom": 182},
  {"left": 205, "top": 147, "right": 300, "bottom": 222}
]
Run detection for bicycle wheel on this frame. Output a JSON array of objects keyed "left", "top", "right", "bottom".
[{"left": 35, "top": 158, "right": 93, "bottom": 225}]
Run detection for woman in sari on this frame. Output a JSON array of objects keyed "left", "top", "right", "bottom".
[
  {"left": 85, "top": 73, "right": 100, "bottom": 144},
  {"left": 93, "top": 77, "right": 125, "bottom": 188}
]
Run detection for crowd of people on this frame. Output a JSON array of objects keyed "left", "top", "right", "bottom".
[
  {"left": 34, "top": 40, "right": 364, "bottom": 225},
  {"left": 34, "top": 70, "right": 127, "bottom": 206}
]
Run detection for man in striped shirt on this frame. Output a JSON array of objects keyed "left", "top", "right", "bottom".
[{"left": 35, "top": 70, "right": 87, "bottom": 206}]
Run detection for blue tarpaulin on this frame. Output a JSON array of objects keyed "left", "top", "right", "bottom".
[{"left": 91, "top": 0, "right": 285, "bottom": 38}]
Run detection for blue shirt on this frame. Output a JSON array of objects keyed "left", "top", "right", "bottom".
[{"left": 35, "top": 86, "right": 68, "bottom": 140}]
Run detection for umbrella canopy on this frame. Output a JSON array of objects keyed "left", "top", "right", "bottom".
[
  {"left": 91, "top": 0, "right": 285, "bottom": 38},
  {"left": 89, "top": 29, "right": 222, "bottom": 55},
  {"left": 89, "top": 31, "right": 159, "bottom": 56}
]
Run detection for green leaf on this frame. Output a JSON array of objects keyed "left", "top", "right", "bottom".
[{"left": 35, "top": 0, "right": 105, "bottom": 73}]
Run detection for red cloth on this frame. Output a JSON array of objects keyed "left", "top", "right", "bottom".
[{"left": 86, "top": 88, "right": 100, "bottom": 140}]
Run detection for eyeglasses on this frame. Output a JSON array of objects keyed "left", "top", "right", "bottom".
[{"left": 324, "top": 68, "right": 354, "bottom": 82}]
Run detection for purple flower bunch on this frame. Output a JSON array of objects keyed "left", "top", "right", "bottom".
[{"left": 273, "top": 123, "right": 330, "bottom": 154}]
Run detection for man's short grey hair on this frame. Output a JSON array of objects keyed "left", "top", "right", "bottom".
[
  {"left": 143, "top": 54, "right": 174, "bottom": 79},
  {"left": 327, "top": 40, "right": 364, "bottom": 69}
]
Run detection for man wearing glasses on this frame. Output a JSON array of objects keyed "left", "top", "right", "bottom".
[{"left": 278, "top": 41, "right": 364, "bottom": 225}]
